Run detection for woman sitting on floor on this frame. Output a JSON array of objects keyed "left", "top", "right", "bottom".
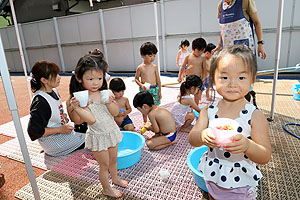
[{"left": 27, "top": 61, "right": 85, "bottom": 157}]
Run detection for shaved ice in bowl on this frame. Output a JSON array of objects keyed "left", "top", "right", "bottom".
[{"left": 209, "top": 118, "right": 239, "bottom": 147}]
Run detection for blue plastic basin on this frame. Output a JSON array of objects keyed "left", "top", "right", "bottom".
[
  {"left": 193, "top": 106, "right": 204, "bottom": 120},
  {"left": 186, "top": 146, "right": 208, "bottom": 192},
  {"left": 117, "top": 131, "right": 145, "bottom": 169},
  {"left": 292, "top": 84, "right": 300, "bottom": 101}
]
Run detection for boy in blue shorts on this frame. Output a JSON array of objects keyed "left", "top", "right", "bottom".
[
  {"left": 133, "top": 91, "right": 176, "bottom": 150},
  {"left": 109, "top": 78, "right": 135, "bottom": 131},
  {"left": 199, "top": 43, "right": 216, "bottom": 103},
  {"left": 135, "top": 42, "right": 162, "bottom": 123}
]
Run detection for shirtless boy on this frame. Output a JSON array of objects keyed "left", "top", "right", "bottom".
[
  {"left": 133, "top": 91, "right": 177, "bottom": 150},
  {"left": 178, "top": 38, "right": 207, "bottom": 104},
  {"left": 135, "top": 42, "right": 162, "bottom": 123},
  {"left": 109, "top": 77, "right": 135, "bottom": 131}
]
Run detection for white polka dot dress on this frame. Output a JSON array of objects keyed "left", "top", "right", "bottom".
[{"left": 199, "top": 101, "right": 262, "bottom": 189}]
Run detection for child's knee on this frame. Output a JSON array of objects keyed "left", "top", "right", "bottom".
[
  {"left": 146, "top": 140, "right": 155, "bottom": 150},
  {"left": 125, "top": 125, "right": 135, "bottom": 131},
  {"left": 186, "top": 112, "right": 195, "bottom": 120}
]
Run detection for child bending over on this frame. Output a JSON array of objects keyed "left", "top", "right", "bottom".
[
  {"left": 133, "top": 91, "right": 176, "bottom": 150},
  {"left": 171, "top": 75, "right": 202, "bottom": 133}
]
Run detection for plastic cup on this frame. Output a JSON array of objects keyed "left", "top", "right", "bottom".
[
  {"left": 73, "top": 90, "right": 89, "bottom": 107},
  {"left": 209, "top": 118, "right": 239, "bottom": 147}
]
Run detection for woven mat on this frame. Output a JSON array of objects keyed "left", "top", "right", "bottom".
[{"left": 15, "top": 102, "right": 206, "bottom": 199}]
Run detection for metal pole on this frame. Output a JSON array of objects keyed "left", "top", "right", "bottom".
[
  {"left": 18, "top": 24, "right": 30, "bottom": 72},
  {"left": 0, "top": 34, "right": 41, "bottom": 200},
  {"left": 53, "top": 17, "right": 66, "bottom": 72},
  {"left": 160, "top": 0, "right": 167, "bottom": 72},
  {"left": 153, "top": 1, "right": 161, "bottom": 73},
  {"left": 270, "top": 0, "right": 284, "bottom": 120},
  {"left": 99, "top": 9, "right": 109, "bottom": 67},
  {"left": 9, "top": 0, "right": 32, "bottom": 100}
]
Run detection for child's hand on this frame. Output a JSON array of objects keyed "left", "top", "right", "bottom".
[
  {"left": 201, "top": 128, "right": 219, "bottom": 149},
  {"left": 105, "top": 93, "right": 115, "bottom": 104},
  {"left": 70, "top": 97, "right": 80, "bottom": 109},
  {"left": 142, "top": 85, "right": 147, "bottom": 91},
  {"left": 177, "top": 77, "right": 182, "bottom": 83},
  {"left": 159, "top": 92, "right": 162, "bottom": 100},
  {"left": 223, "top": 134, "right": 250, "bottom": 154},
  {"left": 60, "top": 124, "right": 74, "bottom": 134}
]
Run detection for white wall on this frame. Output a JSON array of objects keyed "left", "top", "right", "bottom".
[{"left": 1, "top": 0, "right": 300, "bottom": 73}]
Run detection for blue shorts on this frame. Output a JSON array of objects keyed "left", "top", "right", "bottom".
[
  {"left": 163, "top": 131, "right": 177, "bottom": 142},
  {"left": 201, "top": 77, "right": 209, "bottom": 91},
  {"left": 120, "top": 115, "right": 134, "bottom": 129}
]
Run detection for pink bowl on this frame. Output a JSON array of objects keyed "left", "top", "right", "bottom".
[{"left": 209, "top": 118, "right": 239, "bottom": 147}]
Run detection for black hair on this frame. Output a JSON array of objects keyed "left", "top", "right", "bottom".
[
  {"left": 69, "top": 55, "right": 108, "bottom": 96},
  {"left": 140, "top": 42, "right": 158, "bottom": 56},
  {"left": 204, "top": 43, "right": 216, "bottom": 53},
  {"left": 109, "top": 77, "right": 126, "bottom": 92},
  {"left": 192, "top": 37, "right": 207, "bottom": 51},
  {"left": 179, "top": 39, "right": 190, "bottom": 49},
  {"left": 179, "top": 75, "right": 202, "bottom": 101},
  {"left": 30, "top": 61, "right": 60, "bottom": 93},
  {"left": 133, "top": 91, "right": 154, "bottom": 108},
  {"left": 244, "top": 90, "right": 257, "bottom": 107}
]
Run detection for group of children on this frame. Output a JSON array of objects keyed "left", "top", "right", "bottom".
[{"left": 27, "top": 38, "right": 271, "bottom": 199}]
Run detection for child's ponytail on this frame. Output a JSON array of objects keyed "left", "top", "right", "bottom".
[
  {"left": 69, "top": 73, "right": 85, "bottom": 96},
  {"left": 179, "top": 81, "right": 187, "bottom": 99},
  {"left": 179, "top": 75, "right": 202, "bottom": 102}
]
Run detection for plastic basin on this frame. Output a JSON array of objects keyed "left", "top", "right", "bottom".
[
  {"left": 186, "top": 146, "right": 208, "bottom": 192},
  {"left": 117, "top": 131, "right": 145, "bottom": 169},
  {"left": 292, "top": 84, "right": 300, "bottom": 101},
  {"left": 193, "top": 106, "right": 205, "bottom": 120}
]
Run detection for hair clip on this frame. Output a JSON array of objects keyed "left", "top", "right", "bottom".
[{"left": 28, "top": 72, "right": 37, "bottom": 84}]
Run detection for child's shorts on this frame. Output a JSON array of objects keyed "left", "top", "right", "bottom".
[
  {"left": 139, "top": 85, "right": 160, "bottom": 105},
  {"left": 120, "top": 115, "right": 134, "bottom": 129},
  {"left": 201, "top": 77, "right": 209, "bottom": 91},
  {"left": 162, "top": 131, "right": 177, "bottom": 142},
  {"left": 206, "top": 181, "right": 257, "bottom": 200}
]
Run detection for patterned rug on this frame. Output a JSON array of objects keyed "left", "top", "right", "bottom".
[
  {"left": 7, "top": 80, "right": 300, "bottom": 199},
  {"left": 15, "top": 102, "right": 205, "bottom": 200}
]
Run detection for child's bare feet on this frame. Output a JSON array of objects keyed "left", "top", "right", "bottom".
[
  {"left": 102, "top": 188, "right": 123, "bottom": 198},
  {"left": 112, "top": 178, "right": 128, "bottom": 188}
]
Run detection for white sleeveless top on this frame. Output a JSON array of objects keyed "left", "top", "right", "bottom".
[
  {"left": 170, "top": 95, "right": 193, "bottom": 127},
  {"left": 178, "top": 50, "right": 190, "bottom": 66},
  {"left": 199, "top": 101, "right": 262, "bottom": 189}
]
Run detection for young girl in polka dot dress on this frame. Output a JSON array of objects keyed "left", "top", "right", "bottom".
[{"left": 189, "top": 45, "right": 271, "bottom": 200}]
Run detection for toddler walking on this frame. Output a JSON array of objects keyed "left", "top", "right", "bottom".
[
  {"left": 189, "top": 45, "right": 271, "bottom": 200},
  {"left": 171, "top": 75, "right": 202, "bottom": 133},
  {"left": 69, "top": 55, "right": 127, "bottom": 198}
]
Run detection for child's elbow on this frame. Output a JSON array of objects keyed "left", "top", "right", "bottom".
[{"left": 87, "top": 118, "right": 96, "bottom": 125}]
